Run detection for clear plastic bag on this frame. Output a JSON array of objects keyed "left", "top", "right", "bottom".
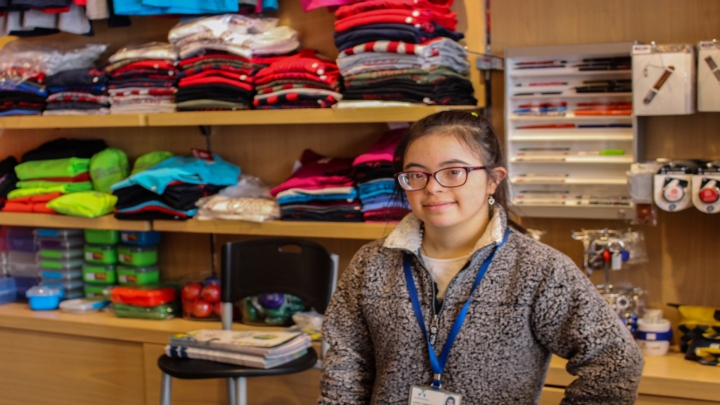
[
  {"left": 108, "top": 42, "right": 177, "bottom": 64},
  {"left": 168, "top": 15, "right": 279, "bottom": 45},
  {"left": 0, "top": 40, "right": 108, "bottom": 77},
  {"left": 220, "top": 174, "right": 273, "bottom": 199}
]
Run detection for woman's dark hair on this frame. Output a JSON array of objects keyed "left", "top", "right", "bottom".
[{"left": 390, "top": 110, "right": 525, "bottom": 233}]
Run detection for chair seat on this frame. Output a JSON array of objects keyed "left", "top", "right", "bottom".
[{"left": 157, "top": 348, "right": 318, "bottom": 379}]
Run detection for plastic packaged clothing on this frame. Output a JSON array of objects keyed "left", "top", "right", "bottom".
[
  {"left": 46, "top": 191, "right": 117, "bottom": 218},
  {"left": 90, "top": 148, "right": 129, "bottom": 193},
  {"left": 131, "top": 151, "right": 174, "bottom": 175},
  {"left": 15, "top": 157, "right": 90, "bottom": 180}
]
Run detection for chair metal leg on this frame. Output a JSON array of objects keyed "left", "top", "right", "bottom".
[
  {"left": 160, "top": 373, "right": 172, "bottom": 405},
  {"left": 227, "top": 378, "right": 236, "bottom": 405},
  {"left": 235, "top": 377, "right": 247, "bottom": 405}
]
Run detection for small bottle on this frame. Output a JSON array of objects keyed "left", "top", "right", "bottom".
[{"left": 635, "top": 309, "right": 672, "bottom": 356}]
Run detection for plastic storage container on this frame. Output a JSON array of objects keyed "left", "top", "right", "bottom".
[
  {"left": 84, "top": 229, "right": 120, "bottom": 245},
  {"left": 84, "top": 285, "right": 109, "bottom": 300},
  {"left": 40, "top": 269, "right": 82, "bottom": 281},
  {"left": 118, "top": 245, "right": 158, "bottom": 267},
  {"left": 35, "top": 228, "right": 83, "bottom": 239},
  {"left": 117, "top": 265, "right": 159, "bottom": 285},
  {"left": 110, "top": 286, "right": 175, "bottom": 307},
  {"left": 39, "top": 248, "right": 83, "bottom": 260},
  {"left": 113, "top": 303, "right": 175, "bottom": 320},
  {"left": 41, "top": 278, "right": 84, "bottom": 292},
  {"left": 8, "top": 262, "right": 39, "bottom": 278},
  {"left": 38, "top": 237, "right": 83, "bottom": 250},
  {"left": 14, "top": 276, "right": 37, "bottom": 300},
  {"left": 0, "top": 277, "right": 17, "bottom": 305},
  {"left": 120, "top": 231, "right": 161, "bottom": 247},
  {"left": 26, "top": 285, "right": 63, "bottom": 310},
  {"left": 82, "top": 264, "right": 117, "bottom": 285},
  {"left": 7, "top": 227, "right": 37, "bottom": 252},
  {"left": 40, "top": 258, "right": 84, "bottom": 270},
  {"left": 84, "top": 245, "right": 118, "bottom": 265},
  {"left": 59, "top": 298, "right": 110, "bottom": 314}
]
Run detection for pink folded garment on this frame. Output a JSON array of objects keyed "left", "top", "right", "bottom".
[
  {"left": 352, "top": 128, "right": 406, "bottom": 166},
  {"left": 270, "top": 149, "right": 355, "bottom": 196}
]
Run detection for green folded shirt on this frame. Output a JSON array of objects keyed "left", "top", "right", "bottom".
[
  {"left": 8, "top": 182, "right": 93, "bottom": 199},
  {"left": 46, "top": 191, "right": 118, "bottom": 218},
  {"left": 14, "top": 157, "right": 91, "bottom": 181}
]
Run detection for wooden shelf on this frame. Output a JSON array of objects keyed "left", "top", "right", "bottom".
[
  {"left": 510, "top": 92, "right": 632, "bottom": 100},
  {"left": 0, "top": 114, "right": 146, "bottom": 129},
  {"left": 0, "top": 213, "right": 150, "bottom": 231},
  {"left": 0, "top": 107, "right": 477, "bottom": 129},
  {"left": 510, "top": 113, "right": 633, "bottom": 121},
  {"left": 145, "top": 106, "right": 476, "bottom": 127},
  {"left": 153, "top": 219, "right": 396, "bottom": 240}
]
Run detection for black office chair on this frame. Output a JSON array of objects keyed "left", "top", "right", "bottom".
[{"left": 157, "top": 238, "right": 338, "bottom": 405}]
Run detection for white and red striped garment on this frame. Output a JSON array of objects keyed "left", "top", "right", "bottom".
[{"left": 338, "top": 37, "right": 466, "bottom": 59}]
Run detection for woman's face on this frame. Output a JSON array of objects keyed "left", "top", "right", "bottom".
[{"left": 403, "top": 133, "right": 505, "bottom": 234}]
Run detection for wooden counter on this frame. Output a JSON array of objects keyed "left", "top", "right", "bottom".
[{"left": 0, "top": 303, "right": 718, "bottom": 405}]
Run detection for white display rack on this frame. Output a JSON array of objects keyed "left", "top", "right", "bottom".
[{"left": 504, "top": 42, "right": 639, "bottom": 219}]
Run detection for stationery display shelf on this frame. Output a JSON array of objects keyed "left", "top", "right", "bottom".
[
  {"left": 510, "top": 204, "right": 633, "bottom": 220},
  {"left": 510, "top": 156, "right": 634, "bottom": 164},
  {"left": 0, "top": 113, "right": 147, "bottom": 129},
  {"left": 509, "top": 114, "right": 633, "bottom": 121},
  {"left": 152, "top": 219, "right": 396, "bottom": 240},
  {"left": 504, "top": 42, "right": 638, "bottom": 220},
  {"left": 0, "top": 212, "right": 151, "bottom": 231},
  {"left": 145, "top": 106, "right": 476, "bottom": 126},
  {"left": 510, "top": 92, "right": 632, "bottom": 100},
  {"left": 510, "top": 176, "right": 628, "bottom": 185},
  {"left": 509, "top": 69, "right": 632, "bottom": 78}
]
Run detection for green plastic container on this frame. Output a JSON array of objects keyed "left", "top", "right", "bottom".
[
  {"left": 113, "top": 303, "right": 175, "bottom": 320},
  {"left": 83, "top": 264, "right": 117, "bottom": 285},
  {"left": 39, "top": 248, "right": 83, "bottom": 260},
  {"left": 84, "top": 245, "right": 118, "bottom": 265},
  {"left": 118, "top": 245, "right": 158, "bottom": 267},
  {"left": 84, "top": 229, "right": 120, "bottom": 245},
  {"left": 117, "top": 265, "right": 159, "bottom": 285},
  {"left": 84, "top": 285, "right": 108, "bottom": 300},
  {"left": 40, "top": 258, "right": 84, "bottom": 270}
]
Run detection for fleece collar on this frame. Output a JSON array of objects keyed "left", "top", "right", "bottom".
[{"left": 383, "top": 206, "right": 507, "bottom": 255}]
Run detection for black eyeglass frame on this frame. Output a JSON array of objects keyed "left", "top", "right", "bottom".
[{"left": 395, "top": 166, "right": 487, "bottom": 191}]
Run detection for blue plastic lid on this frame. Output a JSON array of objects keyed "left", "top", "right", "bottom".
[{"left": 26, "top": 285, "right": 63, "bottom": 298}]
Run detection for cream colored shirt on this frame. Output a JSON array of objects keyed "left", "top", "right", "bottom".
[{"left": 420, "top": 251, "right": 471, "bottom": 301}]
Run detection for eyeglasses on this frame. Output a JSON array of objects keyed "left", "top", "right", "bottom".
[{"left": 395, "top": 166, "right": 486, "bottom": 191}]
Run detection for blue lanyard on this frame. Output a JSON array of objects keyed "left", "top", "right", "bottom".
[{"left": 403, "top": 227, "right": 510, "bottom": 390}]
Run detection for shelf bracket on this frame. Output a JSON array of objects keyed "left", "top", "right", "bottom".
[{"left": 198, "top": 125, "right": 212, "bottom": 150}]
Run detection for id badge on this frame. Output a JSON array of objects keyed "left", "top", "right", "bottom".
[{"left": 408, "top": 386, "right": 462, "bottom": 405}]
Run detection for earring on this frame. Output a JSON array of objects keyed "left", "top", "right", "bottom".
[{"left": 488, "top": 195, "right": 495, "bottom": 206}]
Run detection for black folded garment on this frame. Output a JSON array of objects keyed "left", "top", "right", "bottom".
[
  {"left": 175, "top": 84, "right": 253, "bottom": 104},
  {"left": 114, "top": 183, "right": 222, "bottom": 212},
  {"left": 0, "top": 156, "right": 19, "bottom": 202},
  {"left": 115, "top": 211, "right": 190, "bottom": 220},
  {"left": 46, "top": 68, "right": 108, "bottom": 87},
  {"left": 22, "top": 138, "right": 108, "bottom": 162},
  {"left": 281, "top": 211, "right": 363, "bottom": 222}
]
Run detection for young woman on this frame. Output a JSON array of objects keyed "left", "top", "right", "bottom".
[{"left": 318, "top": 111, "right": 643, "bottom": 405}]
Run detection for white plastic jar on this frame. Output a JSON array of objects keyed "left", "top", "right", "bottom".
[{"left": 635, "top": 309, "right": 672, "bottom": 356}]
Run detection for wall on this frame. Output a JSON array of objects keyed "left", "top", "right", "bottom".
[{"left": 489, "top": 0, "right": 720, "bottom": 327}]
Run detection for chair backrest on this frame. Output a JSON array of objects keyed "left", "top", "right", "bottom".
[{"left": 221, "top": 237, "right": 336, "bottom": 318}]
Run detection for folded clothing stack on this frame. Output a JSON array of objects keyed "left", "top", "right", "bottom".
[
  {"left": 353, "top": 128, "right": 410, "bottom": 222},
  {"left": 334, "top": 0, "right": 476, "bottom": 105},
  {"left": 2, "top": 138, "right": 107, "bottom": 214},
  {"left": 0, "top": 157, "right": 19, "bottom": 209},
  {"left": 271, "top": 150, "right": 360, "bottom": 222},
  {"left": 111, "top": 153, "right": 240, "bottom": 220},
  {"left": 0, "top": 67, "right": 46, "bottom": 116},
  {"left": 44, "top": 68, "right": 109, "bottom": 115},
  {"left": 112, "top": 0, "right": 240, "bottom": 15},
  {"left": 253, "top": 49, "right": 342, "bottom": 109},
  {"left": 106, "top": 43, "right": 179, "bottom": 114},
  {"left": 168, "top": 15, "right": 292, "bottom": 111}
]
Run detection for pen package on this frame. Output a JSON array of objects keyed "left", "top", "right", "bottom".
[
  {"left": 697, "top": 41, "right": 720, "bottom": 111},
  {"left": 632, "top": 44, "right": 695, "bottom": 115}
]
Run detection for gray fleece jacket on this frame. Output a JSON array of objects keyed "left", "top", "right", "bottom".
[{"left": 319, "top": 207, "right": 644, "bottom": 405}]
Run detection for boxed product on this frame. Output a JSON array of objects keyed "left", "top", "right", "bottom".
[
  {"left": 118, "top": 245, "right": 158, "bottom": 267},
  {"left": 633, "top": 44, "right": 695, "bottom": 115},
  {"left": 697, "top": 41, "right": 720, "bottom": 111},
  {"left": 84, "top": 244, "right": 118, "bottom": 265}
]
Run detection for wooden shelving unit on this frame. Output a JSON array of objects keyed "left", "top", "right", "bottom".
[
  {"left": 0, "top": 213, "right": 150, "bottom": 231},
  {"left": 152, "top": 219, "right": 395, "bottom": 240},
  {"left": 0, "top": 106, "right": 477, "bottom": 129}
]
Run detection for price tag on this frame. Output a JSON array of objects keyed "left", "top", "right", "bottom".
[{"left": 633, "top": 45, "right": 652, "bottom": 54}]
